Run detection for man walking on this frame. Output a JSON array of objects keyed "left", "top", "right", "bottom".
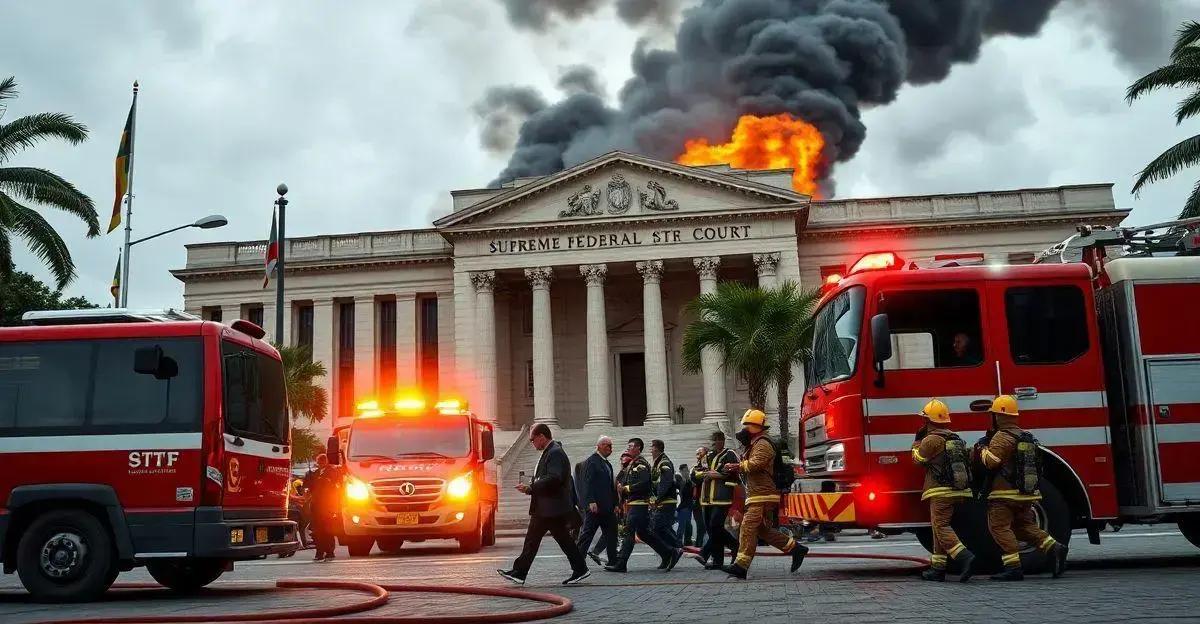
[
  {"left": 675, "top": 464, "right": 694, "bottom": 546},
  {"left": 692, "top": 431, "right": 739, "bottom": 569},
  {"left": 690, "top": 446, "right": 708, "bottom": 549},
  {"left": 499, "top": 424, "right": 590, "bottom": 585},
  {"left": 649, "top": 439, "right": 682, "bottom": 554},
  {"left": 577, "top": 435, "right": 619, "bottom": 567},
  {"left": 604, "top": 438, "right": 682, "bottom": 572},
  {"left": 308, "top": 453, "right": 343, "bottom": 562},
  {"left": 911, "top": 398, "right": 976, "bottom": 582}
]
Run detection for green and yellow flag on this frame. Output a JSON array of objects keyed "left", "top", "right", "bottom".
[
  {"left": 108, "top": 88, "right": 137, "bottom": 233},
  {"left": 110, "top": 253, "right": 121, "bottom": 304}
]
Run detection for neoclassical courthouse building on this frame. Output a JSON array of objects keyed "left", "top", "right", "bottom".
[{"left": 173, "top": 152, "right": 1127, "bottom": 439}]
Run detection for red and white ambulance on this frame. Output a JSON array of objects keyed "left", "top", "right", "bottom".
[
  {"left": 0, "top": 309, "right": 297, "bottom": 602},
  {"left": 785, "top": 219, "right": 1200, "bottom": 569}
]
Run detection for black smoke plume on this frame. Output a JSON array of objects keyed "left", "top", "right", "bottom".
[
  {"left": 473, "top": 86, "right": 548, "bottom": 154},
  {"left": 490, "top": 0, "right": 1068, "bottom": 191}
]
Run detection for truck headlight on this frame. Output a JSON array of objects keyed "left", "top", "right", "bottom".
[
  {"left": 346, "top": 477, "right": 370, "bottom": 501},
  {"left": 826, "top": 443, "right": 846, "bottom": 472},
  {"left": 446, "top": 474, "right": 472, "bottom": 499}
]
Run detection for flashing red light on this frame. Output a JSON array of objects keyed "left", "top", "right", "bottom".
[
  {"left": 850, "top": 252, "right": 902, "bottom": 274},
  {"left": 824, "top": 273, "right": 842, "bottom": 285},
  {"left": 867, "top": 491, "right": 877, "bottom": 502}
]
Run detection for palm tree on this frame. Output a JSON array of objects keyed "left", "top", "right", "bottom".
[
  {"left": 0, "top": 76, "right": 100, "bottom": 287},
  {"left": 276, "top": 343, "right": 329, "bottom": 424},
  {"left": 682, "top": 280, "right": 820, "bottom": 450},
  {"left": 1127, "top": 21, "right": 1200, "bottom": 218}
]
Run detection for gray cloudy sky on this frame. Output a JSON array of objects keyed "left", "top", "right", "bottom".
[{"left": 2, "top": 0, "right": 1198, "bottom": 308}]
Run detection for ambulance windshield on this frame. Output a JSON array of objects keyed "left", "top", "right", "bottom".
[
  {"left": 808, "top": 286, "right": 866, "bottom": 386},
  {"left": 348, "top": 413, "right": 471, "bottom": 459}
]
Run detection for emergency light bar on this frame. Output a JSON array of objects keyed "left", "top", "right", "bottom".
[
  {"left": 353, "top": 397, "right": 470, "bottom": 417},
  {"left": 849, "top": 252, "right": 903, "bottom": 275}
]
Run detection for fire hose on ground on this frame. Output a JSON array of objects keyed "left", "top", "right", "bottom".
[{"left": 34, "top": 548, "right": 927, "bottom": 623}]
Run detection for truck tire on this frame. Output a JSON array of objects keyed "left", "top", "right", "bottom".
[
  {"left": 345, "top": 537, "right": 374, "bottom": 557},
  {"left": 146, "top": 559, "right": 225, "bottom": 592},
  {"left": 16, "top": 509, "right": 119, "bottom": 603},
  {"left": 483, "top": 514, "right": 496, "bottom": 547},
  {"left": 1177, "top": 515, "right": 1200, "bottom": 548},
  {"left": 377, "top": 538, "right": 405, "bottom": 554},
  {"left": 955, "top": 479, "right": 1071, "bottom": 574},
  {"left": 458, "top": 520, "right": 483, "bottom": 554}
]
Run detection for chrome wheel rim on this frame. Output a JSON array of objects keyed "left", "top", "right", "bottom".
[{"left": 40, "top": 532, "right": 87, "bottom": 579}]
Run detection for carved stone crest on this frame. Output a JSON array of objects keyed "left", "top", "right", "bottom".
[
  {"left": 560, "top": 184, "right": 602, "bottom": 218},
  {"left": 639, "top": 180, "right": 679, "bottom": 212},
  {"left": 606, "top": 174, "right": 632, "bottom": 214}
]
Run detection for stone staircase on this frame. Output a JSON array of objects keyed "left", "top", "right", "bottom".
[{"left": 495, "top": 423, "right": 724, "bottom": 530}]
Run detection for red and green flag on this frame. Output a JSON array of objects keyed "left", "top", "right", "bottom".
[
  {"left": 108, "top": 93, "right": 136, "bottom": 233},
  {"left": 262, "top": 208, "right": 278, "bottom": 289}
]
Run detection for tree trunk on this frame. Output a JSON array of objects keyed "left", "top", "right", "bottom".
[
  {"left": 776, "top": 366, "right": 792, "bottom": 455},
  {"left": 747, "top": 376, "right": 767, "bottom": 412}
]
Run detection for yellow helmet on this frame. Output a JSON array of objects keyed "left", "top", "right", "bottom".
[
  {"left": 741, "top": 408, "right": 768, "bottom": 428},
  {"left": 919, "top": 399, "right": 951, "bottom": 424},
  {"left": 989, "top": 395, "right": 1019, "bottom": 417}
]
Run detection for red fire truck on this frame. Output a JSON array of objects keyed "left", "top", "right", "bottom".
[
  {"left": 785, "top": 219, "right": 1200, "bottom": 570},
  {"left": 327, "top": 397, "right": 498, "bottom": 556},
  {"left": 0, "top": 310, "right": 297, "bottom": 602}
]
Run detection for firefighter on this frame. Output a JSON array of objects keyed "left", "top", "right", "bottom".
[
  {"left": 691, "top": 431, "right": 739, "bottom": 569},
  {"left": 911, "top": 399, "right": 976, "bottom": 582},
  {"left": 720, "top": 409, "right": 808, "bottom": 579},
  {"left": 649, "top": 439, "right": 681, "bottom": 556},
  {"left": 604, "top": 439, "right": 682, "bottom": 572},
  {"left": 976, "top": 395, "right": 1068, "bottom": 581}
]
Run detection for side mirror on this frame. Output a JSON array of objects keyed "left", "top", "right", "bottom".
[
  {"left": 326, "top": 436, "right": 341, "bottom": 465},
  {"left": 481, "top": 429, "right": 496, "bottom": 461},
  {"left": 870, "top": 314, "right": 892, "bottom": 363},
  {"left": 134, "top": 345, "right": 178, "bottom": 380}
]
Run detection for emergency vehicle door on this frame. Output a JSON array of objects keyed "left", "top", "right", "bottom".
[{"left": 1145, "top": 359, "right": 1200, "bottom": 504}]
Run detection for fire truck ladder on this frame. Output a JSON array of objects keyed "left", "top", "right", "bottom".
[{"left": 1036, "top": 215, "right": 1200, "bottom": 264}]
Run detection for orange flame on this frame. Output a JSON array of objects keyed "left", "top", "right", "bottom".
[{"left": 676, "top": 113, "right": 826, "bottom": 197}]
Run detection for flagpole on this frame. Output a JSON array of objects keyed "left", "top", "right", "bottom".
[
  {"left": 274, "top": 183, "right": 288, "bottom": 344},
  {"left": 119, "top": 81, "right": 139, "bottom": 308}
]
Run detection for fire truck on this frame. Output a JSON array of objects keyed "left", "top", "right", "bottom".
[
  {"left": 327, "top": 397, "right": 498, "bottom": 556},
  {"left": 785, "top": 218, "right": 1200, "bottom": 570},
  {"left": 0, "top": 309, "right": 297, "bottom": 602}
]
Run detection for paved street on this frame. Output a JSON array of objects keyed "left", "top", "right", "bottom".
[{"left": 2, "top": 527, "right": 1196, "bottom": 624}]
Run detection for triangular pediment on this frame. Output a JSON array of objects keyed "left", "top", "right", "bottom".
[{"left": 435, "top": 151, "right": 808, "bottom": 231}]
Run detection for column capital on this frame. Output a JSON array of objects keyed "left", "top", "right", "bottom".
[
  {"left": 470, "top": 270, "right": 497, "bottom": 293},
  {"left": 693, "top": 256, "right": 721, "bottom": 280},
  {"left": 353, "top": 294, "right": 376, "bottom": 304},
  {"left": 753, "top": 252, "right": 781, "bottom": 278},
  {"left": 579, "top": 263, "right": 608, "bottom": 286},
  {"left": 525, "top": 266, "right": 554, "bottom": 290},
  {"left": 636, "top": 259, "right": 664, "bottom": 284}
]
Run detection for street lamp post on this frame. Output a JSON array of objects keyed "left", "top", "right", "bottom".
[
  {"left": 275, "top": 184, "right": 288, "bottom": 345},
  {"left": 122, "top": 214, "right": 228, "bottom": 306}
]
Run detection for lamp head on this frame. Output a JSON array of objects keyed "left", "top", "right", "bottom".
[
  {"left": 277, "top": 183, "right": 288, "bottom": 196},
  {"left": 193, "top": 214, "right": 228, "bottom": 229}
]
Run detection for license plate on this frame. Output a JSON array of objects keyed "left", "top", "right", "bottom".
[
  {"left": 255, "top": 527, "right": 269, "bottom": 543},
  {"left": 396, "top": 512, "right": 420, "bottom": 526}
]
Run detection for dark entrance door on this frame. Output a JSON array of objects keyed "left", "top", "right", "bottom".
[{"left": 619, "top": 352, "right": 647, "bottom": 427}]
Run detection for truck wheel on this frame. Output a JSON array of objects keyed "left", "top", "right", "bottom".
[
  {"left": 913, "top": 527, "right": 934, "bottom": 553},
  {"left": 377, "top": 538, "right": 405, "bottom": 554},
  {"left": 458, "top": 521, "right": 483, "bottom": 554},
  {"left": 146, "top": 559, "right": 225, "bottom": 592},
  {"left": 1177, "top": 515, "right": 1200, "bottom": 548},
  {"left": 16, "top": 509, "right": 118, "bottom": 603},
  {"left": 955, "top": 479, "right": 1071, "bottom": 574},
  {"left": 346, "top": 537, "right": 374, "bottom": 557},
  {"left": 483, "top": 514, "right": 496, "bottom": 547}
]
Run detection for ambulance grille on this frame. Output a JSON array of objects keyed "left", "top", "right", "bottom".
[{"left": 372, "top": 477, "right": 444, "bottom": 507}]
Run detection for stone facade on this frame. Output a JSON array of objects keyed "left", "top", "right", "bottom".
[{"left": 172, "top": 152, "right": 1128, "bottom": 440}]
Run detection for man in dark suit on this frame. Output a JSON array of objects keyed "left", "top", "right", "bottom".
[
  {"left": 499, "top": 424, "right": 590, "bottom": 586},
  {"left": 576, "top": 435, "right": 619, "bottom": 566}
]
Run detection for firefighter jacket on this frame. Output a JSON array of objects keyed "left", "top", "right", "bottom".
[
  {"left": 692, "top": 448, "right": 738, "bottom": 506},
  {"left": 620, "top": 456, "right": 652, "bottom": 505},
  {"left": 651, "top": 453, "right": 678, "bottom": 506},
  {"left": 739, "top": 436, "right": 781, "bottom": 505},
  {"left": 980, "top": 423, "right": 1042, "bottom": 502},
  {"left": 911, "top": 428, "right": 972, "bottom": 500}
]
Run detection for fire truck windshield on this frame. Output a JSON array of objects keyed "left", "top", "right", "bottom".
[
  {"left": 348, "top": 414, "right": 471, "bottom": 460},
  {"left": 808, "top": 285, "right": 866, "bottom": 386}
]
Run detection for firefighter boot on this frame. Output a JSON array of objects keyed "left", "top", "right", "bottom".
[
  {"left": 921, "top": 567, "right": 946, "bottom": 582},
  {"left": 721, "top": 563, "right": 748, "bottom": 580},
  {"left": 955, "top": 549, "right": 976, "bottom": 583},
  {"left": 790, "top": 543, "right": 809, "bottom": 573},
  {"left": 990, "top": 565, "right": 1024, "bottom": 581},
  {"left": 1051, "top": 543, "right": 1068, "bottom": 579}
]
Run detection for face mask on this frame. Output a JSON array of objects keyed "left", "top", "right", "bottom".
[{"left": 735, "top": 429, "right": 752, "bottom": 447}]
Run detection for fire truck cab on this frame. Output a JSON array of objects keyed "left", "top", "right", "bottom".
[
  {"left": 327, "top": 398, "right": 498, "bottom": 556},
  {"left": 787, "top": 234, "right": 1200, "bottom": 569},
  {"left": 0, "top": 310, "right": 298, "bottom": 602}
]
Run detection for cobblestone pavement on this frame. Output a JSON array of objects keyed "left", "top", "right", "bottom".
[{"left": 2, "top": 527, "right": 1197, "bottom": 623}]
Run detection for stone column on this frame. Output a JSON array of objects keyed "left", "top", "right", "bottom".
[
  {"left": 283, "top": 301, "right": 294, "bottom": 347},
  {"left": 261, "top": 301, "right": 276, "bottom": 340},
  {"left": 312, "top": 299, "right": 335, "bottom": 434},
  {"left": 637, "top": 260, "right": 671, "bottom": 426},
  {"left": 353, "top": 295, "right": 376, "bottom": 402},
  {"left": 436, "top": 290, "right": 455, "bottom": 398},
  {"left": 471, "top": 271, "right": 498, "bottom": 424},
  {"left": 754, "top": 252, "right": 782, "bottom": 428},
  {"left": 580, "top": 264, "right": 612, "bottom": 428},
  {"left": 395, "top": 293, "right": 418, "bottom": 391},
  {"left": 525, "top": 267, "right": 557, "bottom": 427},
  {"left": 220, "top": 304, "right": 240, "bottom": 324},
  {"left": 694, "top": 257, "right": 727, "bottom": 425}
]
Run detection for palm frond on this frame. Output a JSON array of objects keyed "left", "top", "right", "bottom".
[
  {"left": 1126, "top": 62, "right": 1200, "bottom": 104},
  {"left": 0, "top": 167, "right": 99, "bottom": 236},
  {"left": 1172, "top": 21, "right": 1200, "bottom": 61},
  {"left": 0, "top": 113, "right": 89, "bottom": 163},
  {"left": 0, "top": 77, "right": 16, "bottom": 101},
  {"left": 0, "top": 192, "right": 73, "bottom": 287},
  {"left": 1181, "top": 179, "right": 1200, "bottom": 219},
  {"left": 1176, "top": 89, "right": 1200, "bottom": 124},
  {"left": 1132, "top": 134, "right": 1200, "bottom": 195}
]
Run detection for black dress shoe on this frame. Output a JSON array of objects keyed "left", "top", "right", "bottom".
[
  {"left": 587, "top": 552, "right": 603, "bottom": 567},
  {"left": 603, "top": 562, "right": 627, "bottom": 573},
  {"left": 790, "top": 543, "right": 809, "bottom": 573},
  {"left": 721, "top": 564, "right": 748, "bottom": 579},
  {"left": 497, "top": 569, "right": 526, "bottom": 585},
  {"left": 665, "top": 549, "right": 683, "bottom": 571},
  {"left": 563, "top": 569, "right": 591, "bottom": 585}
]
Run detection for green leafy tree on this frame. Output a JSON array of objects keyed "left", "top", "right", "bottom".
[
  {"left": 1127, "top": 20, "right": 1200, "bottom": 218},
  {"left": 274, "top": 343, "right": 329, "bottom": 466},
  {"left": 0, "top": 77, "right": 100, "bottom": 287},
  {"left": 682, "top": 280, "right": 819, "bottom": 450},
  {"left": 0, "top": 270, "right": 98, "bottom": 326}
]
